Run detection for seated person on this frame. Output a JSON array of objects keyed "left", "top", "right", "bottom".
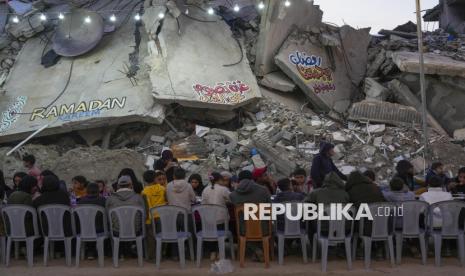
[
  {"left": 448, "top": 167, "right": 465, "bottom": 194},
  {"left": 383, "top": 177, "right": 415, "bottom": 202}
]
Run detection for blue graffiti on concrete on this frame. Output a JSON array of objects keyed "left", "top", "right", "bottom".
[
  {"left": 0, "top": 96, "right": 27, "bottom": 133},
  {"left": 289, "top": 51, "right": 322, "bottom": 67},
  {"left": 58, "top": 109, "right": 101, "bottom": 122}
]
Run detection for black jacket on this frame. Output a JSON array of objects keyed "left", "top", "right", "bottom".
[
  {"left": 33, "top": 180, "right": 72, "bottom": 236},
  {"left": 310, "top": 142, "right": 347, "bottom": 188},
  {"left": 346, "top": 171, "right": 385, "bottom": 207},
  {"left": 229, "top": 179, "right": 271, "bottom": 205}
]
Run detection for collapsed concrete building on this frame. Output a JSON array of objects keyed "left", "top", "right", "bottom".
[
  {"left": 1, "top": 0, "right": 465, "bottom": 186},
  {"left": 424, "top": 0, "right": 465, "bottom": 34}
]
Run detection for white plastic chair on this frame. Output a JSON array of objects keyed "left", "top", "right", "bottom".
[
  {"left": 73, "top": 205, "right": 109, "bottom": 267},
  {"left": 151, "top": 205, "right": 194, "bottom": 269},
  {"left": 192, "top": 204, "right": 234, "bottom": 267},
  {"left": 37, "top": 204, "right": 73, "bottom": 266},
  {"left": 2, "top": 205, "right": 40, "bottom": 267},
  {"left": 109, "top": 205, "right": 145, "bottom": 267}
]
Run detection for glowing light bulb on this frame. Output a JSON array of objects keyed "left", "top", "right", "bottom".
[
  {"left": 233, "top": 4, "right": 240, "bottom": 12},
  {"left": 207, "top": 7, "right": 214, "bottom": 15},
  {"left": 134, "top": 13, "right": 141, "bottom": 21},
  {"left": 110, "top": 14, "right": 116, "bottom": 22},
  {"left": 185, "top": 9, "right": 189, "bottom": 15},
  {"left": 58, "top": 13, "right": 64, "bottom": 20},
  {"left": 158, "top": 12, "right": 165, "bottom": 19},
  {"left": 258, "top": 2, "right": 265, "bottom": 10},
  {"left": 40, "top": 13, "right": 47, "bottom": 21},
  {"left": 84, "top": 16, "right": 91, "bottom": 24},
  {"left": 284, "top": 0, "right": 291, "bottom": 7},
  {"left": 12, "top": 16, "right": 19, "bottom": 23}
]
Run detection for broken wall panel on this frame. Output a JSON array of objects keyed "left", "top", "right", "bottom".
[
  {"left": 254, "top": 0, "right": 323, "bottom": 76},
  {"left": 348, "top": 100, "right": 422, "bottom": 126},
  {"left": 0, "top": 21, "right": 165, "bottom": 143},
  {"left": 275, "top": 29, "right": 354, "bottom": 113},
  {"left": 145, "top": 4, "right": 261, "bottom": 110}
]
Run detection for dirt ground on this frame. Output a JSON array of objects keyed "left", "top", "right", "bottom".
[{"left": 1, "top": 255, "right": 464, "bottom": 276}]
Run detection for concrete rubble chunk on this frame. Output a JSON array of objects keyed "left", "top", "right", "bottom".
[
  {"left": 259, "top": 71, "right": 296, "bottom": 92},
  {"left": 364, "top": 78, "right": 390, "bottom": 101},
  {"left": 387, "top": 79, "right": 449, "bottom": 136},
  {"left": 332, "top": 131, "right": 348, "bottom": 142},
  {"left": 392, "top": 51, "right": 465, "bottom": 78},
  {"left": 6, "top": 13, "right": 45, "bottom": 38},
  {"left": 453, "top": 128, "right": 465, "bottom": 141},
  {"left": 145, "top": 6, "right": 261, "bottom": 110},
  {"left": 254, "top": 0, "right": 323, "bottom": 76},
  {"left": 0, "top": 21, "right": 165, "bottom": 143},
  {"left": 411, "top": 156, "right": 426, "bottom": 173},
  {"left": 366, "top": 124, "right": 386, "bottom": 134},
  {"left": 150, "top": 135, "right": 166, "bottom": 144},
  {"left": 275, "top": 28, "right": 355, "bottom": 112},
  {"left": 348, "top": 100, "right": 422, "bottom": 126},
  {"left": 339, "top": 26, "right": 371, "bottom": 86}
]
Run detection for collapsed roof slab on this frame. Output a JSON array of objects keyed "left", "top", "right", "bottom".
[
  {"left": 392, "top": 51, "right": 465, "bottom": 78},
  {"left": 145, "top": 5, "right": 261, "bottom": 111},
  {"left": 275, "top": 29, "right": 353, "bottom": 113},
  {"left": 0, "top": 21, "right": 165, "bottom": 144}
]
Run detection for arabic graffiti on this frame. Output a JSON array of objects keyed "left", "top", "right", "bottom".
[
  {"left": 0, "top": 96, "right": 27, "bottom": 133},
  {"left": 193, "top": 80, "right": 251, "bottom": 104},
  {"left": 288, "top": 51, "right": 336, "bottom": 94}
]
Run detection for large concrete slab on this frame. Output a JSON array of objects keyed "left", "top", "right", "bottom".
[
  {"left": 392, "top": 51, "right": 465, "bottom": 78},
  {"left": 275, "top": 29, "right": 353, "bottom": 113},
  {"left": 254, "top": 0, "right": 323, "bottom": 76},
  {"left": 0, "top": 21, "right": 165, "bottom": 143},
  {"left": 144, "top": 3, "right": 261, "bottom": 110}
]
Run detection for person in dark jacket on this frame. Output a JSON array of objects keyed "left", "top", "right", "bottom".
[
  {"left": 78, "top": 182, "right": 106, "bottom": 260},
  {"left": 448, "top": 167, "right": 465, "bottom": 194},
  {"left": 113, "top": 168, "right": 143, "bottom": 194},
  {"left": 41, "top": 170, "right": 67, "bottom": 193},
  {"left": 229, "top": 178, "right": 271, "bottom": 205},
  {"left": 394, "top": 160, "right": 417, "bottom": 191},
  {"left": 305, "top": 172, "right": 349, "bottom": 205},
  {"left": 188, "top": 173, "right": 204, "bottom": 197},
  {"left": 346, "top": 171, "right": 385, "bottom": 207},
  {"left": 12, "top": 172, "right": 28, "bottom": 191},
  {"left": 33, "top": 175, "right": 72, "bottom": 237},
  {"left": 310, "top": 142, "right": 347, "bottom": 188},
  {"left": 8, "top": 176, "right": 35, "bottom": 206},
  {"left": 0, "top": 170, "right": 12, "bottom": 202},
  {"left": 153, "top": 149, "right": 178, "bottom": 183},
  {"left": 273, "top": 178, "right": 305, "bottom": 203}
]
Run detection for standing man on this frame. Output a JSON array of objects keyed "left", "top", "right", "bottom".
[{"left": 310, "top": 142, "right": 347, "bottom": 188}]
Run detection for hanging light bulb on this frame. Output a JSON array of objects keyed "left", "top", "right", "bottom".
[
  {"left": 39, "top": 13, "right": 47, "bottom": 21},
  {"left": 58, "top": 13, "right": 64, "bottom": 20},
  {"left": 207, "top": 7, "right": 214, "bottom": 15},
  {"left": 233, "top": 4, "right": 240, "bottom": 12},
  {"left": 12, "top": 16, "right": 19, "bottom": 23},
  {"left": 158, "top": 12, "right": 165, "bottom": 19},
  {"left": 185, "top": 8, "right": 189, "bottom": 15},
  {"left": 134, "top": 13, "right": 141, "bottom": 21},
  {"left": 110, "top": 14, "right": 116, "bottom": 22},
  {"left": 258, "top": 1, "right": 265, "bottom": 10},
  {"left": 284, "top": 0, "right": 291, "bottom": 7},
  {"left": 84, "top": 16, "right": 91, "bottom": 24}
]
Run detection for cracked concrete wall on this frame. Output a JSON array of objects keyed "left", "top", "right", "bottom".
[{"left": 0, "top": 20, "right": 165, "bottom": 143}]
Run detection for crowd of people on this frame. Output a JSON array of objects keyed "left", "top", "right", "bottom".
[{"left": 1, "top": 141, "right": 465, "bottom": 263}]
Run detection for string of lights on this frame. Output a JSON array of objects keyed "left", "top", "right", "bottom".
[{"left": 4, "top": 1, "right": 315, "bottom": 24}]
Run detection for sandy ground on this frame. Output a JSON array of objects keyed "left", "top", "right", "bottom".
[{"left": 1, "top": 255, "right": 464, "bottom": 276}]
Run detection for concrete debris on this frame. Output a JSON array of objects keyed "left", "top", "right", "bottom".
[
  {"left": 348, "top": 100, "right": 422, "bottom": 126},
  {"left": 364, "top": 78, "right": 391, "bottom": 101},
  {"left": 260, "top": 71, "right": 296, "bottom": 92},
  {"left": 392, "top": 51, "right": 465, "bottom": 78},
  {"left": 453, "top": 128, "right": 465, "bottom": 141},
  {"left": 6, "top": 13, "right": 45, "bottom": 38}
]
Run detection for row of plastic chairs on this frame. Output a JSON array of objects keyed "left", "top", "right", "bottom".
[
  {"left": 0, "top": 204, "right": 235, "bottom": 269},
  {"left": 1, "top": 201, "right": 465, "bottom": 271}
]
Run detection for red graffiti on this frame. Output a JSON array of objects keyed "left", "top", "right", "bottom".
[
  {"left": 193, "top": 80, "right": 250, "bottom": 104},
  {"left": 313, "top": 83, "right": 336, "bottom": 94},
  {"left": 296, "top": 65, "right": 333, "bottom": 82}
]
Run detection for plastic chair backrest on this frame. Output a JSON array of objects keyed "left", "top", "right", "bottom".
[
  {"left": 399, "top": 201, "right": 428, "bottom": 235},
  {"left": 192, "top": 204, "right": 229, "bottom": 239},
  {"left": 73, "top": 205, "right": 108, "bottom": 239},
  {"left": 234, "top": 205, "right": 272, "bottom": 239},
  {"left": 152, "top": 205, "right": 188, "bottom": 240},
  {"left": 429, "top": 200, "right": 465, "bottom": 236},
  {"left": 37, "top": 204, "right": 72, "bottom": 238},
  {"left": 282, "top": 202, "right": 304, "bottom": 236},
  {"left": 360, "top": 202, "right": 395, "bottom": 238},
  {"left": 317, "top": 205, "right": 354, "bottom": 240},
  {"left": 109, "top": 206, "right": 145, "bottom": 239},
  {"left": 1, "top": 205, "right": 38, "bottom": 238}
]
